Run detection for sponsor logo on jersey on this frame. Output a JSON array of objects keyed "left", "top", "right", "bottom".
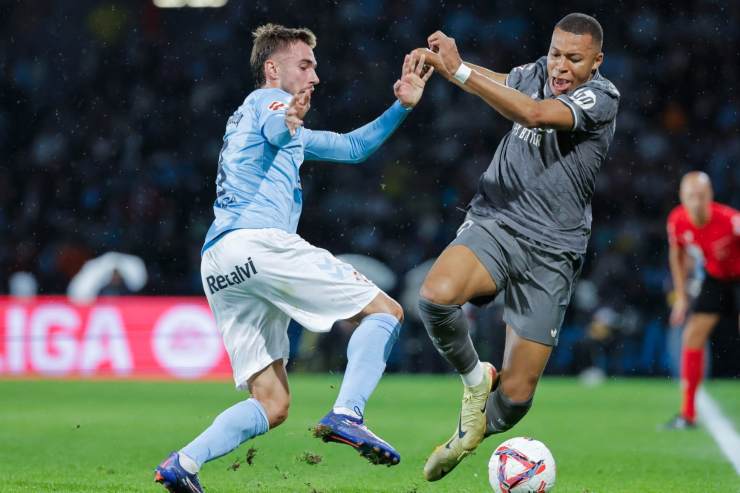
[
  {"left": 267, "top": 101, "right": 288, "bottom": 111},
  {"left": 206, "top": 258, "right": 258, "bottom": 294},
  {"left": 511, "top": 122, "right": 552, "bottom": 147}
]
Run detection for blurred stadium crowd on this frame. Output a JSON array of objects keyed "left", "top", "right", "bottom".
[{"left": 1, "top": 1, "right": 738, "bottom": 375}]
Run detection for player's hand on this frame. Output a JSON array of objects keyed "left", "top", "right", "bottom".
[
  {"left": 394, "top": 51, "right": 434, "bottom": 109},
  {"left": 411, "top": 48, "right": 451, "bottom": 80},
  {"left": 286, "top": 89, "right": 312, "bottom": 136},
  {"left": 427, "top": 30, "right": 463, "bottom": 76},
  {"left": 670, "top": 294, "right": 689, "bottom": 327}
]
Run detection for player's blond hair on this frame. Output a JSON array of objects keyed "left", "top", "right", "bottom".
[{"left": 250, "top": 23, "right": 317, "bottom": 87}]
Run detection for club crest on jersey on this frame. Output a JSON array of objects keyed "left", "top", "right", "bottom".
[
  {"left": 267, "top": 101, "right": 288, "bottom": 111},
  {"left": 571, "top": 88, "right": 596, "bottom": 110}
]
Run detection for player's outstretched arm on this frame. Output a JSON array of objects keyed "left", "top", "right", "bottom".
[
  {"left": 427, "top": 31, "right": 574, "bottom": 130},
  {"left": 302, "top": 52, "right": 432, "bottom": 164},
  {"left": 412, "top": 48, "right": 506, "bottom": 93}
]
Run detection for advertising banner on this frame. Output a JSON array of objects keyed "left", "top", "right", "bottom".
[{"left": 0, "top": 297, "right": 231, "bottom": 380}]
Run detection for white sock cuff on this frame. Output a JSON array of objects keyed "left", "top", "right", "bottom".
[
  {"left": 333, "top": 406, "right": 362, "bottom": 420},
  {"left": 178, "top": 452, "right": 200, "bottom": 474},
  {"left": 461, "top": 361, "right": 484, "bottom": 387}
]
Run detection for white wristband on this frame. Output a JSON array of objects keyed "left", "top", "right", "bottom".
[{"left": 453, "top": 63, "right": 472, "bottom": 84}]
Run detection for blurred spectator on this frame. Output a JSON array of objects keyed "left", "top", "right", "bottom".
[{"left": 8, "top": 272, "right": 38, "bottom": 299}]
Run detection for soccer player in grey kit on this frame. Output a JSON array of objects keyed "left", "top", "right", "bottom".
[{"left": 414, "top": 13, "right": 620, "bottom": 481}]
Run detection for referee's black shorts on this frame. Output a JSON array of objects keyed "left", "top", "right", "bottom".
[{"left": 693, "top": 275, "right": 740, "bottom": 316}]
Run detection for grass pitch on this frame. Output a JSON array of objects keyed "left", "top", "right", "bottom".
[{"left": 1, "top": 376, "right": 738, "bottom": 492}]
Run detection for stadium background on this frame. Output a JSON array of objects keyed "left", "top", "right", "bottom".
[{"left": 1, "top": 0, "right": 738, "bottom": 379}]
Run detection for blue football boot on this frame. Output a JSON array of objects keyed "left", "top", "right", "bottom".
[
  {"left": 154, "top": 452, "right": 204, "bottom": 493},
  {"left": 313, "top": 411, "right": 400, "bottom": 466}
]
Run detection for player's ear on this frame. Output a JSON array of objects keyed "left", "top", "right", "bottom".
[
  {"left": 591, "top": 52, "right": 604, "bottom": 75},
  {"left": 264, "top": 59, "right": 279, "bottom": 83}
]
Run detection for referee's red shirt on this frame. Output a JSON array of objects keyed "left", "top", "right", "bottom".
[{"left": 667, "top": 202, "right": 740, "bottom": 280}]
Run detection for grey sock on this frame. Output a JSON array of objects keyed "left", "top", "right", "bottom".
[
  {"left": 418, "top": 297, "right": 480, "bottom": 374},
  {"left": 485, "top": 388, "right": 533, "bottom": 436}
]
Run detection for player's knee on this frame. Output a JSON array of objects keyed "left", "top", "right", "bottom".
[
  {"left": 270, "top": 405, "right": 290, "bottom": 428},
  {"left": 419, "top": 277, "right": 460, "bottom": 306},
  {"left": 366, "top": 294, "right": 404, "bottom": 323},
  {"left": 681, "top": 326, "right": 697, "bottom": 349},
  {"left": 257, "top": 394, "right": 291, "bottom": 428},
  {"left": 499, "top": 373, "right": 538, "bottom": 402},
  {"left": 681, "top": 319, "right": 708, "bottom": 349},
  {"left": 386, "top": 297, "right": 404, "bottom": 323}
]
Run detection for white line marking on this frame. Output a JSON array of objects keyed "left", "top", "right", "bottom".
[{"left": 697, "top": 388, "right": 740, "bottom": 475}]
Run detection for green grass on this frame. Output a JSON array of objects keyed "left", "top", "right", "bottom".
[
  {"left": 705, "top": 380, "right": 740, "bottom": 430},
  {"left": 0, "top": 376, "right": 738, "bottom": 492}
]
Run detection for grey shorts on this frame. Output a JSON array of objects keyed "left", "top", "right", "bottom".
[{"left": 450, "top": 213, "right": 584, "bottom": 346}]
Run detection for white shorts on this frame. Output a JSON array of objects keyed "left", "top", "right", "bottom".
[{"left": 201, "top": 228, "right": 380, "bottom": 389}]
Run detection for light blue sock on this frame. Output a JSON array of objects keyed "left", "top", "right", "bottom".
[
  {"left": 334, "top": 313, "right": 401, "bottom": 418},
  {"left": 180, "top": 398, "right": 269, "bottom": 469}
]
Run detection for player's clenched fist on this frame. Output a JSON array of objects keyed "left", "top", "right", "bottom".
[
  {"left": 286, "top": 89, "right": 311, "bottom": 136},
  {"left": 394, "top": 51, "right": 434, "bottom": 109},
  {"left": 427, "top": 30, "right": 463, "bottom": 75}
]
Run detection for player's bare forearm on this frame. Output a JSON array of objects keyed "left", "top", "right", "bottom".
[
  {"left": 668, "top": 244, "right": 688, "bottom": 298},
  {"left": 465, "top": 70, "right": 573, "bottom": 130},
  {"left": 425, "top": 30, "right": 573, "bottom": 129},
  {"left": 449, "top": 62, "right": 506, "bottom": 94},
  {"left": 411, "top": 47, "right": 505, "bottom": 94},
  {"left": 464, "top": 62, "right": 507, "bottom": 85}
]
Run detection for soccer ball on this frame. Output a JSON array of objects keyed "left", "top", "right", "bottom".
[{"left": 488, "top": 437, "right": 556, "bottom": 492}]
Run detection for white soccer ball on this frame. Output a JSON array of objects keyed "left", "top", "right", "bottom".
[{"left": 488, "top": 437, "right": 556, "bottom": 492}]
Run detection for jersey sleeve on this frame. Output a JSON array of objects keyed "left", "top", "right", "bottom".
[
  {"left": 666, "top": 209, "right": 684, "bottom": 247},
  {"left": 557, "top": 81, "right": 619, "bottom": 132},
  {"left": 256, "top": 91, "right": 294, "bottom": 148},
  {"left": 505, "top": 60, "right": 542, "bottom": 92},
  {"left": 731, "top": 209, "right": 740, "bottom": 237},
  {"left": 302, "top": 100, "right": 410, "bottom": 164}
]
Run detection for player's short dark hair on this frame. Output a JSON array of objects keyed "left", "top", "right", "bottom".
[
  {"left": 250, "top": 23, "right": 317, "bottom": 87},
  {"left": 555, "top": 13, "right": 603, "bottom": 50}
]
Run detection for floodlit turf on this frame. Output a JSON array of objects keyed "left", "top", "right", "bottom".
[
  {"left": 1, "top": 376, "right": 738, "bottom": 492},
  {"left": 705, "top": 381, "right": 740, "bottom": 430}
]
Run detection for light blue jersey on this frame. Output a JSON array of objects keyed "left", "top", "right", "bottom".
[{"left": 203, "top": 87, "right": 410, "bottom": 253}]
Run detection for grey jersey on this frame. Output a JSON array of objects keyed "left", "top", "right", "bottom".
[{"left": 469, "top": 56, "right": 620, "bottom": 253}]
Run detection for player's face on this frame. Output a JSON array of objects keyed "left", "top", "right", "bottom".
[
  {"left": 680, "top": 182, "right": 713, "bottom": 222},
  {"left": 547, "top": 28, "right": 603, "bottom": 96},
  {"left": 274, "top": 42, "right": 319, "bottom": 95}
]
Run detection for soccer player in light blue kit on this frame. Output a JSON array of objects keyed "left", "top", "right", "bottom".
[{"left": 154, "top": 24, "right": 433, "bottom": 493}]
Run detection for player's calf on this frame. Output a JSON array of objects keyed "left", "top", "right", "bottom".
[
  {"left": 249, "top": 360, "right": 292, "bottom": 428},
  {"left": 484, "top": 388, "right": 533, "bottom": 436},
  {"left": 418, "top": 296, "right": 480, "bottom": 375},
  {"left": 317, "top": 296, "right": 403, "bottom": 466}
]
